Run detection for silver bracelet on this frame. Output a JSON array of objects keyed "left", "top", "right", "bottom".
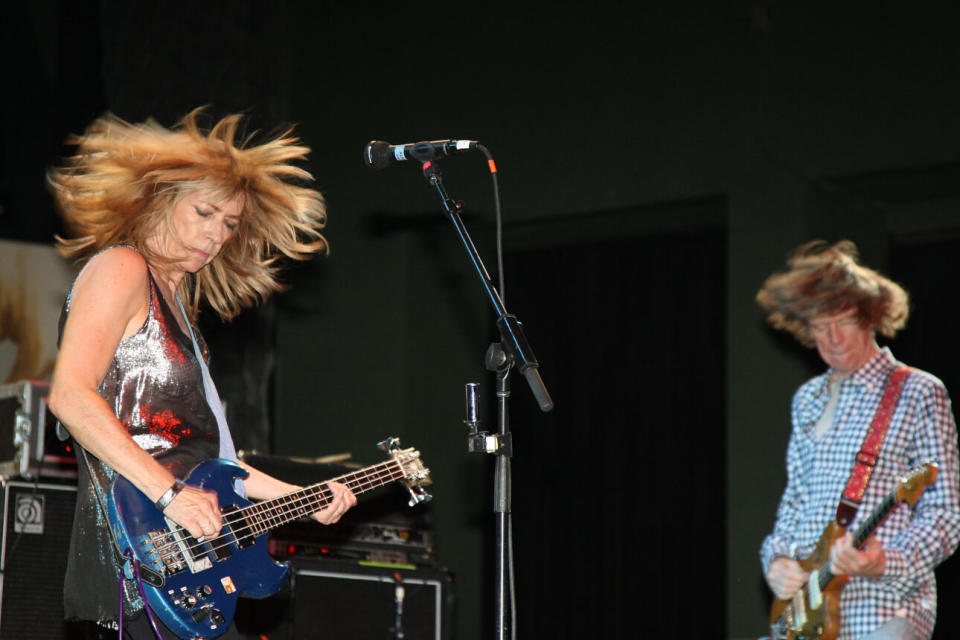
[{"left": 154, "top": 479, "right": 186, "bottom": 511}]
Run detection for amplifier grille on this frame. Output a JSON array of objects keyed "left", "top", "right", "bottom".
[{"left": 0, "top": 481, "right": 76, "bottom": 640}]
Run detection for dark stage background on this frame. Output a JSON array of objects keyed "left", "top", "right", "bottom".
[
  {"left": 505, "top": 225, "right": 727, "bottom": 637},
  {"left": 5, "top": 3, "right": 960, "bottom": 639}
]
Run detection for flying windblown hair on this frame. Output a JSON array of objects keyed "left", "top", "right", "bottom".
[
  {"left": 48, "top": 108, "right": 327, "bottom": 322},
  {"left": 755, "top": 240, "right": 909, "bottom": 347}
]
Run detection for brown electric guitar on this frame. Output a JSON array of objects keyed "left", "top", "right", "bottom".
[{"left": 768, "top": 462, "right": 938, "bottom": 640}]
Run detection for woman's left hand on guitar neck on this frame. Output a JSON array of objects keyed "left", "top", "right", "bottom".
[
  {"left": 830, "top": 532, "right": 886, "bottom": 579},
  {"left": 238, "top": 460, "right": 357, "bottom": 525}
]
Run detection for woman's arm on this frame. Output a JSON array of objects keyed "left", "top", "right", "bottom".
[
  {"left": 238, "top": 460, "right": 357, "bottom": 525},
  {"left": 48, "top": 248, "right": 222, "bottom": 540}
]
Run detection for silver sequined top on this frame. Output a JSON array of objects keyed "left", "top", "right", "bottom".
[{"left": 60, "top": 250, "right": 220, "bottom": 625}]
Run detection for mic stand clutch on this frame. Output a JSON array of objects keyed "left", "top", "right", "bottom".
[{"left": 417, "top": 159, "right": 552, "bottom": 640}]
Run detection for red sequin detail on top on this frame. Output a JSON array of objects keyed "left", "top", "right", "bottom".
[{"left": 141, "top": 406, "right": 192, "bottom": 447}]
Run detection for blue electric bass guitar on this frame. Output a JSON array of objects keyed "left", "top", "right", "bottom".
[{"left": 107, "top": 438, "right": 431, "bottom": 639}]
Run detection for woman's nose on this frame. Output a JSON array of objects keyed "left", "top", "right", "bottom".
[{"left": 208, "top": 219, "right": 225, "bottom": 244}]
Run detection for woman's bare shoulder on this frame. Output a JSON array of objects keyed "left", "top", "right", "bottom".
[
  {"left": 70, "top": 247, "right": 151, "bottom": 324},
  {"left": 85, "top": 246, "right": 148, "bottom": 272},
  {"left": 76, "top": 247, "right": 148, "bottom": 290}
]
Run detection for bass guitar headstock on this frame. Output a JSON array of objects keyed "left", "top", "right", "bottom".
[{"left": 379, "top": 437, "right": 433, "bottom": 506}]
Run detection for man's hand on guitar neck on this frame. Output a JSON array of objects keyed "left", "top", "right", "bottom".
[
  {"left": 830, "top": 532, "right": 886, "bottom": 579},
  {"left": 766, "top": 557, "right": 809, "bottom": 600}
]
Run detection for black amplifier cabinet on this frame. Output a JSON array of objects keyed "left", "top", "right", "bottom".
[
  {"left": 291, "top": 560, "right": 454, "bottom": 640},
  {"left": 235, "top": 558, "right": 454, "bottom": 640},
  {"left": 0, "top": 479, "right": 77, "bottom": 640}
]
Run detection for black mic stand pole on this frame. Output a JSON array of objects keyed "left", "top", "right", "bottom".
[{"left": 418, "top": 159, "right": 553, "bottom": 640}]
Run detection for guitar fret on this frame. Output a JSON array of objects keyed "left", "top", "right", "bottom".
[
  {"left": 266, "top": 500, "right": 282, "bottom": 528},
  {"left": 249, "top": 503, "right": 268, "bottom": 535}
]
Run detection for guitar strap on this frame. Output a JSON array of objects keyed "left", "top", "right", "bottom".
[{"left": 835, "top": 365, "right": 912, "bottom": 527}]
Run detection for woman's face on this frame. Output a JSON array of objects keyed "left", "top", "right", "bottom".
[{"left": 160, "top": 190, "right": 244, "bottom": 273}]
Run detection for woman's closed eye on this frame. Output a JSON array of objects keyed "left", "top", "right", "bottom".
[{"left": 196, "top": 206, "right": 238, "bottom": 232}]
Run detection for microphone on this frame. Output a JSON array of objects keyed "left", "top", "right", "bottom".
[{"left": 364, "top": 139, "right": 479, "bottom": 169}]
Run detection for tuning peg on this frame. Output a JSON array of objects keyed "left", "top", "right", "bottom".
[
  {"left": 406, "top": 485, "right": 432, "bottom": 506},
  {"left": 378, "top": 437, "right": 400, "bottom": 452}
]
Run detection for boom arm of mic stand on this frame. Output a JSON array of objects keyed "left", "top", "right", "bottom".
[{"left": 420, "top": 161, "right": 554, "bottom": 412}]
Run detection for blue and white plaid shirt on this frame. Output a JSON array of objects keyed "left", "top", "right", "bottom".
[{"left": 760, "top": 348, "right": 960, "bottom": 639}]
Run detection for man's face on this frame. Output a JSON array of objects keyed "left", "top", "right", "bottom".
[{"left": 809, "top": 309, "right": 878, "bottom": 377}]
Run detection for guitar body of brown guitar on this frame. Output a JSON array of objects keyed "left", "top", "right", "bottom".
[
  {"left": 766, "top": 463, "right": 937, "bottom": 640},
  {"left": 768, "top": 521, "right": 848, "bottom": 640}
]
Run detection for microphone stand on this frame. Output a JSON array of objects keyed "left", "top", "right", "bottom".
[
  {"left": 418, "top": 159, "right": 553, "bottom": 640},
  {"left": 418, "top": 160, "right": 553, "bottom": 412}
]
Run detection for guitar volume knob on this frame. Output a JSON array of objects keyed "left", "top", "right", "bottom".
[{"left": 209, "top": 609, "right": 225, "bottom": 627}]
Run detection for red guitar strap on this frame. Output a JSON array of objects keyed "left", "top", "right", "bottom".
[{"left": 835, "top": 365, "right": 912, "bottom": 527}]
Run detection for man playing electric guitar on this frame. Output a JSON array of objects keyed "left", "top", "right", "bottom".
[{"left": 756, "top": 240, "right": 960, "bottom": 640}]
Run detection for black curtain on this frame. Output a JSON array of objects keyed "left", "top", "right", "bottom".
[{"left": 500, "top": 226, "right": 727, "bottom": 637}]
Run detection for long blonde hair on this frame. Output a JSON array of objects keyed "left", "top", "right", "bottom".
[{"left": 49, "top": 108, "right": 327, "bottom": 321}]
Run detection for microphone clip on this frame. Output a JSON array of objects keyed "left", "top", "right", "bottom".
[{"left": 462, "top": 381, "right": 513, "bottom": 457}]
